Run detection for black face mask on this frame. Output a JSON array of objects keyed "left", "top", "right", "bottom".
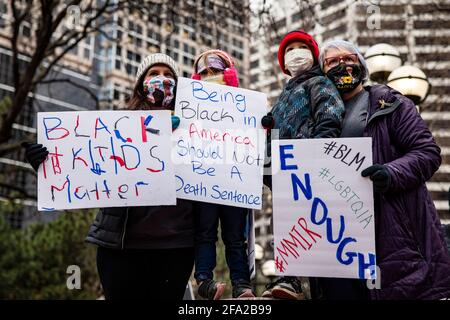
[
  {"left": 152, "top": 89, "right": 164, "bottom": 105},
  {"left": 326, "top": 63, "right": 363, "bottom": 93}
]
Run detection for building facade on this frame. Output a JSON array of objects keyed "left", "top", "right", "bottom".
[{"left": 0, "top": 0, "right": 250, "bottom": 227}]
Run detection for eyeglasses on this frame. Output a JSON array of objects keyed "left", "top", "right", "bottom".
[{"left": 324, "top": 53, "right": 359, "bottom": 68}]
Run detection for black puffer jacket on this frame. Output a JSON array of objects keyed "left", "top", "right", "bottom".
[{"left": 85, "top": 199, "right": 195, "bottom": 250}]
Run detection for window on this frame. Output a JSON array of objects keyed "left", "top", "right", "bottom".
[
  {"left": 116, "top": 45, "right": 122, "bottom": 56},
  {"left": 202, "top": 37, "right": 212, "bottom": 46},
  {"left": 182, "top": 56, "right": 194, "bottom": 66},
  {"left": 114, "top": 89, "right": 120, "bottom": 100},
  {"left": 292, "top": 12, "right": 302, "bottom": 22},
  {"left": 233, "top": 38, "right": 243, "bottom": 48},
  {"left": 250, "top": 74, "right": 259, "bottom": 83},
  {"left": 126, "top": 63, "right": 133, "bottom": 75},
  {"left": 275, "top": 18, "right": 286, "bottom": 30},
  {"left": 0, "top": 2, "right": 7, "bottom": 14},
  {"left": 150, "top": 16, "right": 161, "bottom": 25},
  {"left": 202, "top": 25, "right": 212, "bottom": 35},
  {"left": 21, "top": 24, "right": 31, "bottom": 37},
  {"left": 232, "top": 50, "right": 243, "bottom": 61},
  {"left": 250, "top": 60, "right": 259, "bottom": 69},
  {"left": 185, "top": 17, "right": 196, "bottom": 28},
  {"left": 136, "top": 24, "right": 142, "bottom": 35}
]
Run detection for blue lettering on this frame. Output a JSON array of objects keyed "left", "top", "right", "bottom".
[
  {"left": 191, "top": 81, "right": 210, "bottom": 100},
  {"left": 192, "top": 161, "right": 215, "bottom": 176},
  {"left": 291, "top": 173, "right": 312, "bottom": 201},
  {"left": 311, "top": 197, "right": 328, "bottom": 225},
  {"left": 358, "top": 252, "right": 376, "bottom": 279},
  {"left": 326, "top": 215, "right": 345, "bottom": 244},
  {"left": 230, "top": 165, "right": 243, "bottom": 181},
  {"left": 336, "top": 237, "right": 358, "bottom": 265}
]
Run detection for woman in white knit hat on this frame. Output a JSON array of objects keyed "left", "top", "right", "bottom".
[
  {"left": 24, "top": 53, "right": 195, "bottom": 300},
  {"left": 85, "top": 53, "right": 195, "bottom": 300}
]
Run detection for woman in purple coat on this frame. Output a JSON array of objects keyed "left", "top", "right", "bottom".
[{"left": 316, "top": 40, "right": 450, "bottom": 300}]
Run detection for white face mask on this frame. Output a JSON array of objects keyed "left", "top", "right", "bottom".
[{"left": 284, "top": 48, "right": 314, "bottom": 77}]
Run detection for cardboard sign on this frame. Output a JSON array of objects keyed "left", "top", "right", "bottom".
[
  {"left": 173, "top": 77, "right": 268, "bottom": 209},
  {"left": 271, "top": 138, "right": 376, "bottom": 279},
  {"left": 37, "top": 110, "right": 176, "bottom": 210}
]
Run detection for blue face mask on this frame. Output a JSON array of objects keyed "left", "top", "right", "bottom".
[{"left": 143, "top": 75, "right": 176, "bottom": 107}]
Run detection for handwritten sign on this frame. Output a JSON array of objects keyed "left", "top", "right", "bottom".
[
  {"left": 37, "top": 110, "right": 176, "bottom": 211},
  {"left": 172, "top": 77, "right": 268, "bottom": 209},
  {"left": 271, "top": 138, "right": 376, "bottom": 279}
]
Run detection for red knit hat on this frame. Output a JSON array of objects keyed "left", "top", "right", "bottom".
[{"left": 278, "top": 30, "right": 319, "bottom": 75}]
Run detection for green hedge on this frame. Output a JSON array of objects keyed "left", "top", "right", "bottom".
[{"left": 0, "top": 209, "right": 101, "bottom": 299}]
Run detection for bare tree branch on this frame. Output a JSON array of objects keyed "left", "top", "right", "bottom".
[{"left": 39, "top": 78, "right": 99, "bottom": 109}]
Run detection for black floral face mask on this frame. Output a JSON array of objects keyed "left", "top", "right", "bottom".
[{"left": 326, "top": 63, "right": 363, "bottom": 93}]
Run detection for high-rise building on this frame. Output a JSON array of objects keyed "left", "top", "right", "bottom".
[{"left": 0, "top": 0, "right": 250, "bottom": 227}]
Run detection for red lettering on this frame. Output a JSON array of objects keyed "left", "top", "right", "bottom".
[
  {"left": 188, "top": 123, "right": 255, "bottom": 147},
  {"left": 298, "top": 217, "right": 322, "bottom": 243}
]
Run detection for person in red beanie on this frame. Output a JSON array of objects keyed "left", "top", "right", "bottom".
[{"left": 261, "top": 30, "right": 345, "bottom": 299}]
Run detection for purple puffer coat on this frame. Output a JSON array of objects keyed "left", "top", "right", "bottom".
[{"left": 364, "top": 84, "right": 450, "bottom": 299}]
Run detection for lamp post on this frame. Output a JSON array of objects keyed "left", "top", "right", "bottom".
[
  {"left": 386, "top": 65, "right": 431, "bottom": 105},
  {"left": 261, "top": 260, "right": 276, "bottom": 278},
  {"left": 364, "top": 43, "right": 431, "bottom": 108},
  {"left": 365, "top": 43, "right": 402, "bottom": 83},
  {"left": 253, "top": 243, "right": 266, "bottom": 296},
  {"left": 254, "top": 243, "right": 264, "bottom": 261}
]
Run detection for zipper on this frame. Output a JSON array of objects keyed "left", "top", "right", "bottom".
[
  {"left": 366, "top": 99, "right": 402, "bottom": 126},
  {"left": 121, "top": 207, "right": 129, "bottom": 250}
]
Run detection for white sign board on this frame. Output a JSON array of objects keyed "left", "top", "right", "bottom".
[
  {"left": 271, "top": 138, "right": 376, "bottom": 279},
  {"left": 37, "top": 110, "right": 176, "bottom": 211},
  {"left": 173, "top": 77, "right": 267, "bottom": 209}
]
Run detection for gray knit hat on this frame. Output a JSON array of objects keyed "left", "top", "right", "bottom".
[{"left": 135, "top": 53, "right": 180, "bottom": 83}]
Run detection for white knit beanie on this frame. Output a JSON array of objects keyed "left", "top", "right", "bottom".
[{"left": 135, "top": 53, "right": 180, "bottom": 83}]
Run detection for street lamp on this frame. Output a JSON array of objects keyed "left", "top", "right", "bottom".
[
  {"left": 254, "top": 243, "right": 264, "bottom": 261},
  {"left": 364, "top": 43, "right": 402, "bottom": 83},
  {"left": 261, "top": 259, "right": 276, "bottom": 277},
  {"left": 364, "top": 43, "right": 431, "bottom": 106},
  {"left": 387, "top": 65, "right": 431, "bottom": 105}
]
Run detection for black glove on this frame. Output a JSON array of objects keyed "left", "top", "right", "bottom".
[
  {"left": 22, "top": 142, "right": 48, "bottom": 172},
  {"left": 361, "top": 164, "right": 391, "bottom": 193},
  {"left": 261, "top": 112, "right": 275, "bottom": 130}
]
